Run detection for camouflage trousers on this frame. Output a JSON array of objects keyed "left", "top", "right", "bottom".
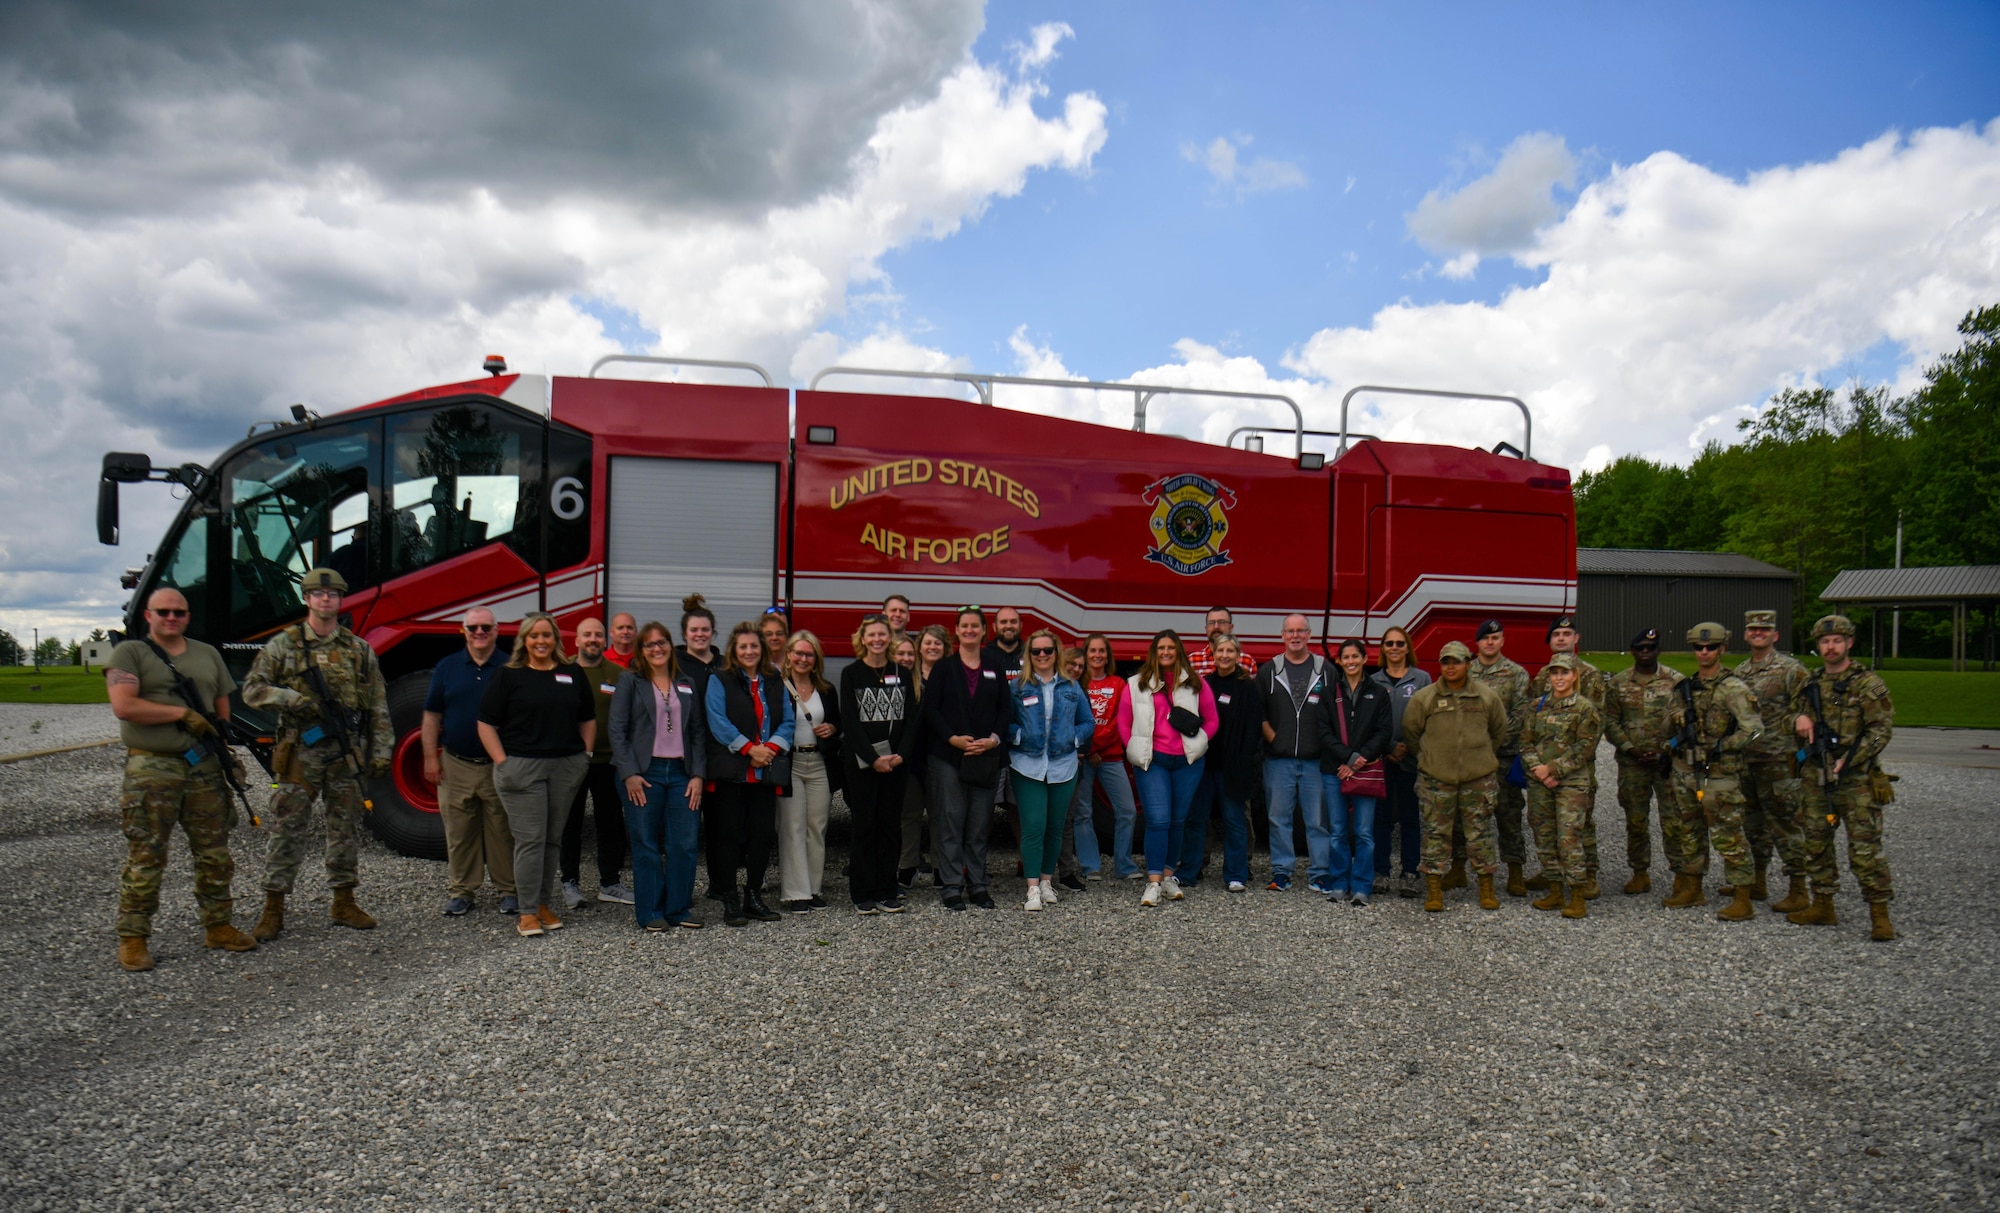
[
  {"left": 1741, "top": 755, "right": 1806, "bottom": 877},
  {"left": 264, "top": 757, "right": 366, "bottom": 893},
  {"left": 1614, "top": 753, "right": 1675, "bottom": 872},
  {"left": 1527, "top": 779, "right": 1593, "bottom": 886},
  {"left": 1670, "top": 764, "right": 1753, "bottom": 888},
  {"left": 1419, "top": 773, "right": 1499, "bottom": 876},
  {"left": 1801, "top": 772, "right": 1894, "bottom": 902},
  {"left": 119, "top": 753, "right": 237, "bottom": 938},
  {"left": 1493, "top": 763, "right": 1527, "bottom": 866}
]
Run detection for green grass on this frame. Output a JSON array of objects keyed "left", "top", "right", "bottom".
[
  {"left": 1581, "top": 653, "right": 2000, "bottom": 729},
  {"left": 0, "top": 667, "right": 110, "bottom": 704}
]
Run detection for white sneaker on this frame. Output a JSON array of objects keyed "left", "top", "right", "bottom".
[
  {"left": 1161, "top": 875, "right": 1184, "bottom": 901},
  {"left": 561, "top": 880, "right": 585, "bottom": 910},
  {"left": 1227, "top": 880, "right": 1248, "bottom": 893},
  {"left": 598, "top": 882, "right": 634, "bottom": 905},
  {"left": 1140, "top": 881, "right": 1161, "bottom": 908},
  {"left": 1025, "top": 885, "right": 1043, "bottom": 912},
  {"left": 1038, "top": 879, "right": 1058, "bottom": 906}
]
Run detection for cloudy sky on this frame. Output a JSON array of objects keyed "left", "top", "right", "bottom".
[{"left": 4, "top": 0, "right": 1998, "bottom": 637}]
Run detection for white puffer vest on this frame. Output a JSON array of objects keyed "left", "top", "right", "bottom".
[{"left": 1125, "top": 675, "right": 1209, "bottom": 769}]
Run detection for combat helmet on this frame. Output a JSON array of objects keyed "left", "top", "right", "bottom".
[
  {"left": 1810, "top": 614, "right": 1856, "bottom": 641},
  {"left": 300, "top": 567, "right": 349, "bottom": 596},
  {"left": 1686, "top": 621, "right": 1730, "bottom": 646}
]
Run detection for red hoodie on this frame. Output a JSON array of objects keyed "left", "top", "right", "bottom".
[{"left": 1085, "top": 675, "right": 1127, "bottom": 762}]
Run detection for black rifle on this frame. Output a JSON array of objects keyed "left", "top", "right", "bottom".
[
  {"left": 1798, "top": 678, "right": 1855, "bottom": 828},
  {"left": 1671, "top": 677, "right": 1708, "bottom": 805},
  {"left": 295, "top": 625, "right": 375, "bottom": 812},
  {"left": 142, "top": 639, "right": 259, "bottom": 828}
]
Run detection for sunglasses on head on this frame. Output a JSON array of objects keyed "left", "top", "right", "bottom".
[
  {"left": 860, "top": 613, "right": 888, "bottom": 625},
  {"left": 151, "top": 608, "right": 189, "bottom": 618},
  {"left": 763, "top": 606, "right": 787, "bottom": 617},
  {"left": 464, "top": 623, "right": 495, "bottom": 634}
]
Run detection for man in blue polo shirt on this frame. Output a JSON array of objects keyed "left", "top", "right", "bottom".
[{"left": 421, "top": 607, "right": 517, "bottom": 916}]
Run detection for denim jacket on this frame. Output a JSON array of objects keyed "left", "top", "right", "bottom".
[{"left": 1008, "top": 673, "right": 1094, "bottom": 783}]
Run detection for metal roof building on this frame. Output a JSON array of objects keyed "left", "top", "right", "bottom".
[
  {"left": 1820, "top": 565, "right": 2000, "bottom": 671},
  {"left": 1575, "top": 548, "right": 1798, "bottom": 653}
]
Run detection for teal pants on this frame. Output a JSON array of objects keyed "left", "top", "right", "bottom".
[{"left": 1015, "top": 775, "right": 1076, "bottom": 880}]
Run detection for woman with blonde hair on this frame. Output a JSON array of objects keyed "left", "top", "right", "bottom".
[
  {"left": 841, "top": 614, "right": 919, "bottom": 913},
  {"left": 777, "top": 629, "right": 842, "bottom": 913},
  {"left": 702, "top": 621, "right": 795, "bottom": 926},
  {"left": 1007, "top": 629, "right": 1094, "bottom": 910},
  {"left": 1115, "top": 629, "right": 1219, "bottom": 907},
  {"left": 477, "top": 611, "right": 596, "bottom": 937}
]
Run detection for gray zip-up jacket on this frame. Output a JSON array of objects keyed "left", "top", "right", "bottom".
[{"left": 1258, "top": 653, "right": 1328, "bottom": 760}]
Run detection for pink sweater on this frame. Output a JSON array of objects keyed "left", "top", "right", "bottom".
[{"left": 1115, "top": 679, "right": 1220, "bottom": 758}]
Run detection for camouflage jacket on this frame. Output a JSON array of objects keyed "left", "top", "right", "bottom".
[
  {"left": 1668, "top": 670, "right": 1763, "bottom": 774},
  {"left": 1734, "top": 649, "right": 1811, "bottom": 762},
  {"left": 1790, "top": 664, "right": 1894, "bottom": 777},
  {"left": 241, "top": 621, "right": 394, "bottom": 760},
  {"left": 1518, "top": 692, "right": 1604, "bottom": 787},
  {"left": 1468, "top": 654, "right": 1529, "bottom": 754},
  {"left": 1530, "top": 656, "right": 1606, "bottom": 714},
  {"left": 1603, "top": 665, "right": 1684, "bottom": 759}
]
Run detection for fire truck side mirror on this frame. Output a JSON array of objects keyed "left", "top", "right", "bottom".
[
  {"left": 102, "top": 452, "right": 153, "bottom": 483},
  {"left": 98, "top": 477, "right": 119, "bottom": 545}
]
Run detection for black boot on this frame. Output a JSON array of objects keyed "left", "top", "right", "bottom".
[
  {"left": 743, "top": 887, "right": 783, "bottom": 922},
  {"left": 720, "top": 887, "right": 748, "bottom": 928}
]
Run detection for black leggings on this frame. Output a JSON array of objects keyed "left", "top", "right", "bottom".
[
  {"left": 705, "top": 780, "right": 777, "bottom": 893},
  {"left": 560, "top": 761, "right": 624, "bottom": 884},
  {"left": 845, "top": 764, "right": 907, "bottom": 904}
]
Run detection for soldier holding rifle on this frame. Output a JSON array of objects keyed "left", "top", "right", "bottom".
[
  {"left": 1789, "top": 614, "right": 1898, "bottom": 941},
  {"left": 1661, "top": 622, "right": 1763, "bottom": 920}
]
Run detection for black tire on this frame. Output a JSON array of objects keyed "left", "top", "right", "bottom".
[{"left": 365, "top": 671, "right": 448, "bottom": 861}]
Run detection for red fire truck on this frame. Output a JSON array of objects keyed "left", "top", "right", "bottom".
[{"left": 97, "top": 358, "right": 1575, "bottom": 859}]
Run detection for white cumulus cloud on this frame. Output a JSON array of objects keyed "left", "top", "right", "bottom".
[
  {"left": 1183, "top": 134, "right": 1307, "bottom": 197},
  {"left": 1407, "top": 132, "right": 1578, "bottom": 274}
]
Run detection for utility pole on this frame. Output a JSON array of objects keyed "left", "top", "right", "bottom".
[
  {"left": 1892, "top": 509, "right": 1904, "bottom": 663},
  {"left": 32, "top": 626, "right": 39, "bottom": 674}
]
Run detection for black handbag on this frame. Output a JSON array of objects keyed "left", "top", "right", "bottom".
[{"left": 958, "top": 749, "right": 1003, "bottom": 788}]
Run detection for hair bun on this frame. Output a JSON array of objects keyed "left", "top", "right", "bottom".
[{"left": 681, "top": 593, "right": 706, "bottom": 612}]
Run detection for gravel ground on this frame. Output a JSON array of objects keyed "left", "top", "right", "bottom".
[
  {"left": 0, "top": 702, "right": 119, "bottom": 756},
  {"left": 0, "top": 722, "right": 1993, "bottom": 1212}
]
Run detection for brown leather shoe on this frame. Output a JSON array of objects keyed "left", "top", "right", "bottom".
[
  {"left": 1787, "top": 892, "right": 1838, "bottom": 926},
  {"left": 1623, "top": 870, "right": 1651, "bottom": 895},
  {"left": 1423, "top": 875, "right": 1444, "bottom": 912},
  {"left": 1531, "top": 882, "right": 1566, "bottom": 911},
  {"left": 1505, "top": 863, "right": 1527, "bottom": 897},
  {"left": 1868, "top": 902, "right": 1896, "bottom": 942},
  {"left": 517, "top": 913, "right": 545, "bottom": 937},
  {"left": 1770, "top": 875, "right": 1810, "bottom": 914},
  {"left": 329, "top": 887, "right": 377, "bottom": 930},
  {"left": 252, "top": 891, "right": 285, "bottom": 941},
  {"left": 204, "top": 923, "right": 258, "bottom": 951},
  {"left": 1561, "top": 885, "right": 1588, "bottom": 919},
  {"left": 1716, "top": 885, "right": 1755, "bottom": 922},
  {"left": 118, "top": 936, "right": 154, "bottom": 972},
  {"left": 534, "top": 904, "right": 565, "bottom": 930},
  {"left": 1662, "top": 874, "right": 1706, "bottom": 909},
  {"left": 1476, "top": 874, "right": 1499, "bottom": 911}
]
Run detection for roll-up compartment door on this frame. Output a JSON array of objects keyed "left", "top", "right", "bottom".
[{"left": 607, "top": 457, "right": 778, "bottom": 635}]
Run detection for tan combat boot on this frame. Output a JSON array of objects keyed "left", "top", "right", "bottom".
[
  {"left": 1786, "top": 892, "right": 1838, "bottom": 926},
  {"left": 1770, "top": 875, "right": 1811, "bottom": 914},
  {"left": 204, "top": 923, "right": 258, "bottom": 951},
  {"left": 1868, "top": 902, "right": 1896, "bottom": 942},
  {"left": 1561, "top": 885, "right": 1588, "bottom": 919},
  {"left": 1512, "top": 864, "right": 1537, "bottom": 894},
  {"left": 1749, "top": 862, "right": 1770, "bottom": 901},
  {"left": 1716, "top": 885, "right": 1755, "bottom": 922},
  {"left": 252, "top": 891, "right": 285, "bottom": 941},
  {"left": 1476, "top": 873, "right": 1499, "bottom": 910},
  {"left": 1662, "top": 874, "right": 1705, "bottom": 909},
  {"left": 1578, "top": 876, "right": 1601, "bottom": 900},
  {"left": 1441, "top": 860, "right": 1468, "bottom": 891},
  {"left": 118, "top": 937, "right": 154, "bottom": 972},
  {"left": 329, "top": 887, "right": 378, "bottom": 930},
  {"left": 1423, "top": 875, "right": 1444, "bottom": 912},
  {"left": 1531, "top": 882, "right": 1566, "bottom": 911},
  {"left": 1623, "top": 870, "right": 1651, "bottom": 895}
]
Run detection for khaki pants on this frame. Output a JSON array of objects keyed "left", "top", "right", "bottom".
[
  {"left": 777, "top": 749, "right": 831, "bottom": 901},
  {"left": 441, "top": 752, "right": 515, "bottom": 899}
]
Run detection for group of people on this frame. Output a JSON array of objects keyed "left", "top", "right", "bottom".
[{"left": 106, "top": 572, "right": 1901, "bottom": 970}]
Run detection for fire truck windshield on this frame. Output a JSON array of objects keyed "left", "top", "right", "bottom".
[{"left": 222, "top": 420, "right": 375, "bottom": 640}]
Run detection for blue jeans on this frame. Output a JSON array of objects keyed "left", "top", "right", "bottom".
[
  {"left": 1178, "top": 767, "right": 1215, "bottom": 878},
  {"left": 1135, "top": 752, "right": 1206, "bottom": 876},
  {"left": 1075, "top": 759, "right": 1139, "bottom": 877},
  {"left": 1264, "top": 756, "right": 1330, "bottom": 881},
  {"left": 1184, "top": 770, "right": 1252, "bottom": 884},
  {"left": 1376, "top": 763, "right": 1421, "bottom": 878},
  {"left": 625, "top": 757, "right": 698, "bottom": 926},
  {"left": 1321, "top": 775, "right": 1378, "bottom": 896}
]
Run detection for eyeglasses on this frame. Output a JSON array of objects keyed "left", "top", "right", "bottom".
[
  {"left": 1692, "top": 643, "right": 1723, "bottom": 653},
  {"left": 464, "top": 624, "right": 495, "bottom": 634},
  {"left": 642, "top": 640, "right": 672, "bottom": 652},
  {"left": 1029, "top": 646, "right": 1056, "bottom": 657},
  {"left": 150, "top": 608, "right": 189, "bottom": 618},
  {"left": 306, "top": 588, "right": 342, "bottom": 600}
]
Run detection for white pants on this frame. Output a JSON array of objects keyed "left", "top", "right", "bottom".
[{"left": 777, "top": 749, "right": 830, "bottom": 901}]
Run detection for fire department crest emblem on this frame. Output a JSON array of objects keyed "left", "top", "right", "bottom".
[{"left": 1142, "top": 473, "right": 1236, "bottom": 576}]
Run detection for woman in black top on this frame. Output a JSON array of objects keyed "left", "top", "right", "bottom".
[
  {"left": 897, "top": 623, "right": 952, "bottom": 890},
  {"left": 702, "top": 621, "right": 795, "bottom": 927},
  {"left": 924, "top": 607, "right": 1012, "bottom": 911},
  {"left": 477, "top": 611, "right": 596, "bottom": 937},
  {"left": 1197, "top": 635, "right": 1265, "bottom": 892},
  {"left": 1315, "top": 638, "right": 1392, "bottom": 906},
  {"left": 841, "top": 614, "right": 920, "bottom": 913}
]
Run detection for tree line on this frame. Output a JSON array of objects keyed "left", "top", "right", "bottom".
[
  {"left": 1573, "top": 304, "right": 1998, "bottom": 659},
  {"left": 0, "top": 628, "right": 110, "bottom": 667}
]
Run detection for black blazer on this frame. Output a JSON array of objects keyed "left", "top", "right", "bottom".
[
  {"left": 1203, "top": 668, "right": 1266, "bottom": 802},
  {"left": 784, "top": 675, "right": 843, "bottom": 798},
  {"left": 923, "top": 652, "right": 1013, "bottom": 767},
  {"left": 1316, "top": 673, "right": 1392, "bottom": 769}
]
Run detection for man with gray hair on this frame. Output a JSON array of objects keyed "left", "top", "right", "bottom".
[{"left": 422, "top": 606, "right": 516, "bottom": 917}]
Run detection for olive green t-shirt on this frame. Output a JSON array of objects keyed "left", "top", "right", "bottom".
[
  {"left": 106, "top": 638, "right": 238, "bottom": 754},
  {"left": 577, "top": 658, "right": 617, "bottom": 764}
]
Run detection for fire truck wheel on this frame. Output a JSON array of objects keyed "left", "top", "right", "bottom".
[{"left": 365, "top": 672, "right": 448, "bottom": 861}]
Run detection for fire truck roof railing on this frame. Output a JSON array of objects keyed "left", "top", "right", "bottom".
[
  {"left": 1228, "top": 425, "right": 1379, "bottom": 451},
  {"left": 808, "top": 366, "right": 1306, "bottom": 456},
  {"left": 589, "top": 354, "right": 775, "bottom": 388},
  {"left": 1339, "top": 384, "right": 1532, "bottom": 458}
]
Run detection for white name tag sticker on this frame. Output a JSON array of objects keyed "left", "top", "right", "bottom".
[
  {"left": 1218, "top": 694, "right": 1232, "bottom": 704},
  {"left": 983, "top": 670, "right": 997, "bottom": 679},
  {"left": 554, "top": 673, "right": 573, "bottom": 684},
  {"left": 885, "top": 675, "right": 901, "bottom": 685},
  {"left": 1022, "top": 696, "right": 1040, "bottom": 706},
  {"left": 1307, "top": 694, "right": 1320, "bottom": 704},
  {"left": 599, "top": 683, "right": 617, "bottom": 695}
]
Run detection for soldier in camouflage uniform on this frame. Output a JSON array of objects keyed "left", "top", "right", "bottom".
[
  {"left": 1404, "top": 641, "right": 1510, "bottom": 912},
  {"left": 104, "top": 588, "right": 259, "bottom": 971},
  {"left": 1601, "top": 628, "right": 1683, "bottom": 894},
  {"left": 1467, "top": 619, "right": 1530, "bottom": 895},
  {"left": 1526, "top": 614, "right": 1607, "bottom": 897},
  {"left": 1661, "top": 622, "right": 1764, "bottom": 921},
  {"left": 1520, "top": 653, "right": 1603, "bottom": 918},
  {"left": 240, "top": 568, "right": 394, "bottom": 939},
  {"left": 1787, "top": 614, "right": 1897, "bottom": 942},
  {"left": 1734, "top": 609, "right": 1812, "bottom": 910}
]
